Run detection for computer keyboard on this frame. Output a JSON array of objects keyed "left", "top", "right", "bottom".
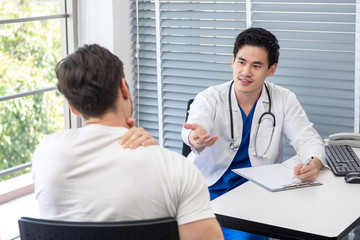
[{"left": 325, "top": 145, "right": 360, "bottom": 176}]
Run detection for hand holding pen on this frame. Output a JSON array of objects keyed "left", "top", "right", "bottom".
[
  {"left": 293, "top": 156, "right": 323, "bottom": 182},
  {"left": 293, "top": 156, "right": 314, "bottom": 181}
]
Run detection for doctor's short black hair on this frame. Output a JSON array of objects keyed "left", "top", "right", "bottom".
[
  {"left": 233, "top": 27, "right": 280, "bottom": 68},
  {"left": 56, "top": 44, "right": 125, "bottom": 120}
]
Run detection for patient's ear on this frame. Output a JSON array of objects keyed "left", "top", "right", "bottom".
[
  {"left": 69, "top": 104, "right": 81, "bottom": 116},
  {"left": 120, "top": 78, "right": 130, "bottom": 100}
]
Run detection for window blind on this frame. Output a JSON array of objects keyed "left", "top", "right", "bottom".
[
  {"left": 131, "top": 0, "right": 358, "bottom": 159},
  {"left": 251, "top": 0, "right": 356, "bottom": 157}
]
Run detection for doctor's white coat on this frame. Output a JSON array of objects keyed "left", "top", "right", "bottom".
[{"left": 181, "top": 80, "right": 325, "bottom": 187}]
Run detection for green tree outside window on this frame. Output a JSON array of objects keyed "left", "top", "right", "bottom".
[{"left": 0, "top": 0, "right": 64, "bottom": 181}]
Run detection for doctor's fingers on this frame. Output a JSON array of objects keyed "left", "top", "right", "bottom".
[
  {"left": 195, "top": 133, "right": 212, "bottom": 143},
  {"left": 298, "top": 173, "right": 317, "bottom": 183},
  {"left": 183, "top": 122, "right": 206, "bottom": 132},
  {"left": 203, "top": 135, "right": 218, "bottom": 146},
  {"left": 299, "top": 163, "right": 320, "bottom": 175},
  {"left": 297, "top": 168, "right": 318, "bottom": 183},
  {"left": 191, "top": 134, "right": 214, "bottom": 147},
  {"left": 293, "top": 163, "right": 303, "bottom": 176}
]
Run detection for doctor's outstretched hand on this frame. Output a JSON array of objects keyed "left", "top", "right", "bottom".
[
  {"left": 293, "top": 157, "right": 323, "bottom": 183},
  {"left": 183, "top": 123, "right": 218, "bottom": 153}
]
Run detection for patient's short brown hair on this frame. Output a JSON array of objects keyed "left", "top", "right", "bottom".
[{"left": 56, "top": 44, "right": 124, "bottom": 119}]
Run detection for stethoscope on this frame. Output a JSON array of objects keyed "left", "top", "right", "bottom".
[{"left": 228, "top": 81, "right": 276, "bottom": 158}]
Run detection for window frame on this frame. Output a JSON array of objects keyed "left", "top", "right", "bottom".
[{"left": 0, "top": 0, "right": 78, "bottom": 190}]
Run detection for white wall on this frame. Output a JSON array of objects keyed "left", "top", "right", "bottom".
[
  {"left": 77, "top": 0, "right": 134, "bottom": 94},
  {"left": 78, "top": 0, "right": 114, "bottom": 50},
  {"left": 113, "top": 0, "right": 133, "bottom": 92}
]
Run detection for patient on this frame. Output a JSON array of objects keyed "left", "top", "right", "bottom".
[{"left": 32, "top": 44, "right": 224, "bottom": 240}]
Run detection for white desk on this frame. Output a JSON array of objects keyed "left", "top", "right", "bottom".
[{"left": 211, "top": 156, "right": 360, "bottom": 240}]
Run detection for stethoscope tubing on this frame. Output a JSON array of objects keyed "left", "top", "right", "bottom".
[{"left": 228, "top": 81, "right": 275, "bottom": 157}]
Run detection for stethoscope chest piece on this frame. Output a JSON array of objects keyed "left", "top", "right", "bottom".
[{"left": 230, "top": 140, "right": 240, "bottom": 151}]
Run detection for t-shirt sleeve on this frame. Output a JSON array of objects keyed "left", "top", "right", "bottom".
[{"left": 162, "top": 149, "right": 215, "bottom": 225}]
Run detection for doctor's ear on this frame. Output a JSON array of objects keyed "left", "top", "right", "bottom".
[{"left": 267, "top": 63, "right": 277, "bottom": 77}]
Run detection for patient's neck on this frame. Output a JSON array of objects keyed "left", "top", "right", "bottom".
[{"left": 83, "top": 111, "right": 130, "bottom": 128}]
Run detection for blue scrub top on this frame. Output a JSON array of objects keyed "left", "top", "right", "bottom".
[
  {"left": 209, "top": 101, "right": 268, "bottom": 240},
  {"left": 209, "top": 102, "right": 256, "bottom": 200}
]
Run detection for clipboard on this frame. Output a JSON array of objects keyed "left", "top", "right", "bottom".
[{"left": 232, "top": 163, "right": 322, "bottom": 192}]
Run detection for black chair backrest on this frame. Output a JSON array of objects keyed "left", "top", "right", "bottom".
[
  {"left": 182, "top": 99, "right": 194, "bottom": 157},
  {"left": 18, "top": 216, "right": 179, "bottom": 240}
]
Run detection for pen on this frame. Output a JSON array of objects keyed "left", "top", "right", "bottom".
[{"left": 293, "top": 156, "right": 314, "bottom": 180}]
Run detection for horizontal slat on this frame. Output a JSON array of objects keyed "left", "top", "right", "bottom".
[
  {"left": 161, "top": 27, "right": 243, "bottom": 37},
  {"left": 162, "top": 43, "right": 232, "bottom": 54},
  {"left": 163, "top": 99, "right": 189, "bottom": 109},
  {"left": 131, "top": 18, "right": 155, "bottom": 27},
  {"left": 161, "top": 18, "right": 246, "bottom": 29},
  {"left": 253, "top": 0, "right": 355, "bottom": 3},
  {"left": 274, "top": 67, "right": 354, "bottom": 81},
  {"left": 309, "top": 114, "right": 354, "bottom": 126},
  {"left": 279, "top": 40, "right": 354, "bottom": 52},
  {"left": 163, "top": 115, "right": 185, "bottom": 125},
  {"left": 162, "top": 67, "right": 232, "bottom": 80},
  {"left": 252, "top": 12, "right": 355, "bottom": 23},
  {"left": 316, "top": 125, "right": 354, "bottom": 136},
  {"left": 133, "top": 66, "right": 157, "bottom": 75},
  {"left": 130, "top": 1, "right": 154, "bottom": 11},
  {"left": 162, "top": 35, "right": 235, "bottom": 46},
  {"left": 132, "top": 58, "right": 157, "bottom": 68},
  {"left": 270, "top": 75, "right": 354, "bottom": 90},
  {"left": 279, "top": 48, "right": 354, "bottom": 61},
  {"left": 164, "top": 131, "right": 184, "bottom": 141},
  {"left": 162, "top": 59, "right": 231, "bottom": 72},
  {"left": 278, "top": 58, "right": 354, "bottom": 72},
  {"left": 252, "top": 21, "right": 355, "bottom": 33},
  {"left": 252, "top": 3, "right": 355, "bottom": 13},
  {"left": 161, "top": 2, "right": 246, "bottom": 11},
  {"left": 163, "top": 91, "right": 197, "bottom": 102},
  {"left": 163, "top": 109, "right": 187, "bottom": 120},
  {"left": 161, "top": 11, "right": 246, "bottom": 20},
  {"left": 160, "top": 0, "right": 246, "bottom": 3},
  {"left": 130, "top": 10, "right": 155, "bottom": 18},
  {"left": 300, "top": 104, "right": 353, "bottom": 118},
  {"left": 131, "top": 50, "right": 156, "bottom": 60},
  {"left": 274, "top": 31, "right": 355, "bottom": 44},
  {"left": 131, "top": 26, "right": 156, "bottom": 35},
  {"left": 138, "top": 111, "right": 159, "bottom": 121},
  {"left": 163, "top": 51, "right": 233, "bottom": 63},
  {"left": 163, "top": 76, "right": 228, "bottom": 89},
  {"left": 131, "top": 33, "right": 156, "bottom": 44}
]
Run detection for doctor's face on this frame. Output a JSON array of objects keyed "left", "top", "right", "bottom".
[{"left": 232, "top": 45, "right": 277, "bottom": 99}]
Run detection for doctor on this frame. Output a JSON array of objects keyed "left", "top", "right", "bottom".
[{"left": 182, "top": 28, "right": 326, "bottom": 240}]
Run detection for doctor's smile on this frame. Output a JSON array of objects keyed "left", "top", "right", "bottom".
[{"left": 238, "top": 76, "right": 252, "bottom": 85}]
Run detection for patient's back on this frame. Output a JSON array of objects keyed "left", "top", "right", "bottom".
[{"left": 32, "top": 124, "right": 213, "bottom": 226}]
